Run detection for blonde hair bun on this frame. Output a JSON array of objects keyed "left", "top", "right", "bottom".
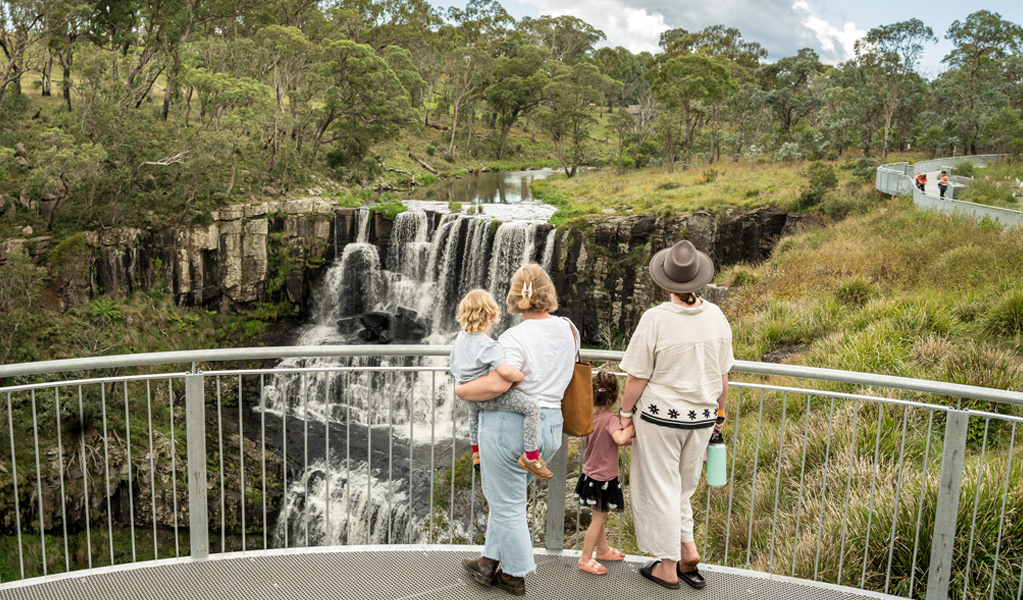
[{"left": 506, "top": 263, "right": 558, "bottom": 314}]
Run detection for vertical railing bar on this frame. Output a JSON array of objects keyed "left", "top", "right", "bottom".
[
  {"left": 366, "top": 372, "right": 376, "bottom": 545},
  {"left": 530, "top": 479, "right": 538, "bottom": 545},
  {"left": 745, "top": 389, "right": 765, "bottom": 570},
  {"left": 282, "top": 375, "right": 288, "bottom": 549},
  {"left": 81, "top": 386, "right": 93, "bottom": 569},
  {"left": 813, "top": 396, "right": 837, "bottom": 580},
  {"left": 861, "top": 403, "right": 886, "bottom": 589},
  {"left": 216, "top": 377, "right": 225, "bottom": 553},
  {"left": 31, "top": 390, "right": 47, "bottom": 575},
  {"left": 301, "top": 373, "right": 309, "bottom": 548},
  {"left": 184, "top": 374, "right": 209, "bottom": 560},
  {"left": 8, "top": 391, "right": 25, "bottom": 579},
  {"left": 908, "top": 411, "right": 934, "bottom": 598},
  {"left": 989, "top": 423, "right": 1016, "bottom": 600},
  {"left": 101, "top": 385, "right": 113, "bottom": 565},
  {"left": 145, "top": 382, "right": 156, "bottom": 561},
  {"left": 325, "top": 375, "right": 332, "bottom": 546},
  {"left": 346, "top": 374, "right": 353, "bottom": 545},
  {"left": 55, "top": 388, "right": 70, "bottom": 572},
  {"left": 578, "top": 436, "right": 584, "bottom": 550},
  {"left": 884, "top": 406, "right": 910, "bottom": 593},
  {"left": 703, "top": 462, "right": 710, "bottom": 559},
  {"left": 407, "top": 372, "right": 415, "bottom": 544},
  {"left": 169, "top": 379, "right": 180, "bottom": 558},
  {"left": 428, "top": 372, "right": 435, "bottom": 545},
  {"left": 387, "top": 371, "right": 394, "bottom": 545},
  {"left": 837, "top": 399, "right": 861, "bottom": 586},
  {"left": 768, "top": 391, "right": 788, "bottom": 574},
  {"left": 791, "top": 393, "right": 812, "bottom": 578},
  {"left": 617, "top": 438, "right": 624, "bottom": 550},
  {"left": 123, "top": 382, "right": 136, "bottom": 563},
  {"left": 240, "top": 375, "right": 247, "bottom": 551},
  {"left": 449, "top": 385, "right": 456, "bottom": 543},
  {"left": 260, "top": 375, "right": 267, "bottom": 550},
  {"left": 469, "top": 399, "right": 476, "bottom": 544},
  {"left": 927, "top": 410, "right": 969, "bottom": 600},
  {"left": 724, "top": 388, "right": 743, "bottom": 567}
]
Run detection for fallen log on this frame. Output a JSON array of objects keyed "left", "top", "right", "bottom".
[{"left": 408, "top": 153, "right": 439, "bottom": 175}]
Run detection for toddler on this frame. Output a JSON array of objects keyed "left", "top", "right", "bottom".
[
  {"left": 449, "top": 289, "right": 552, "bottom": 480},
  {"left": 575, "top": 371, "right": 634, "bottom": 575}
]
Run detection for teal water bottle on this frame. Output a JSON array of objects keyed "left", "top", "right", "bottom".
[{"left": 706, "top": 429, "right": 727, "bottom": 487}]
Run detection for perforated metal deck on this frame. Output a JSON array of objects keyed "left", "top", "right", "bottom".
[{"left": 0, "top": 547, "right": 901, "bottom": 600}]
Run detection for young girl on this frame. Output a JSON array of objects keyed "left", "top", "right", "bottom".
[
  {"left": 575, "top": 371, "right": 634, "bottom": 575},
  {"left": 449, "top": 289, "right": 553, "bottom": 480}
]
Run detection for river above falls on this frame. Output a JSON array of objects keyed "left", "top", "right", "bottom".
[{"left": 406, "top": 168, "right": 560, "bottom": 222}]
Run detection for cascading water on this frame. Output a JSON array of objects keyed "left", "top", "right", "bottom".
[{"left": 265, "top": 202, "right": 556, "bottom": 548}]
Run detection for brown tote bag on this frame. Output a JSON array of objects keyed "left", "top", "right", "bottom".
[{"left": 561, "top": 318, "right": 594, "bottom": 437}]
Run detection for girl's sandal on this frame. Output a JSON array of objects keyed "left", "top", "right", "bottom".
[
  {"left": 595, "top": 547, "right": 626, "bottom": 561},
  {"left": 577, "top": 558, "right": 608, "bottom": 575}
]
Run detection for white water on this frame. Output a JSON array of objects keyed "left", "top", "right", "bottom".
[{"left": 266, "top": 202, "right": 556, "bottom": 549}]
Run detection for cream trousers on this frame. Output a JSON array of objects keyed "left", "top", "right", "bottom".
[{"left": 630, "top": 416, "right": 713, "bottom": 560}]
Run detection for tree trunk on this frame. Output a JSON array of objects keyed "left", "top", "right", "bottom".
[
  {"left": 448, "top": 100, "right": 461, "bottom": 158},
  {"left": 226, "top": 143, "right": 238, "bottom": 196},
  {"left": 42, "top": 52, "right": 52, "bottom": 96},
  {"left": 61, "top": 55, "right": 73, "bottom": 112}
]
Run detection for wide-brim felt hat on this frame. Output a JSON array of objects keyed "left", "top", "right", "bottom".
[{"left": 649, "top": 240, "right": 714, "bottom": 294}]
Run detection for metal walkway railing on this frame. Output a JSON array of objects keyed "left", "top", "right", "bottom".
[
  {"left": 876, "top": 154, "right": 1023, "bottom": 226},
  {"left": 1, "top": 347, "right": 1021, "bottom": 600}
]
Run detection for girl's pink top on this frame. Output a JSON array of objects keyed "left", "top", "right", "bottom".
[{"left": 582, "top": 410, "right": 624, "bottom": 482}]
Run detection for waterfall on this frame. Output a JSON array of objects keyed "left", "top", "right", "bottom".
[{"left": 265, "top": 204, "right": 555, "bottom": 551}]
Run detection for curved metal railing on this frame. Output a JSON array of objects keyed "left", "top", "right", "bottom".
[
  {"left": 2, "top": 347, "right": 1022, "bottom": 600},
  {"left": 876, "top": 154, "right": 1023, "bottom": 226}
]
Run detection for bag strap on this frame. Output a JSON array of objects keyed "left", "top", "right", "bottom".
[{"left": 560, "top": 316, "right": 582, "bottom": 362}]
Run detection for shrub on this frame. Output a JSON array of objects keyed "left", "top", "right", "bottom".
[
  {"left": 851, "top": 157, "right": 878, "bottom": 182},
  {"left": 777, "top": 142, "right": 802, "bottom": 161},
  {"left": 88, "top": 298, "right": 123, "bottom": 323},
  {"left": 370, "top": 201, "right": 407, "bottom": 221},
  {"left": 744, "top": 188, "right": 761, "bottom": 198},
  {"left": 426, "top": 144, "right": 437, "bottom": 157},
  {"left": 981, "top": 286, "right": 1023, "bottom": 336},
  {"left": 954, "top": 162, "right": 976, "bottom": 177},
  {"left": 798, "top": 162, "right": 839, "bottom": 209},
  {"left": 731, "top": 269, "right": 758, "bottom": 287},
  {"left": 836, "top": 277, "right": 875, "bottom": 307},
  {"left": 702, "top": 168, "right": 720, "bottom": 184}
]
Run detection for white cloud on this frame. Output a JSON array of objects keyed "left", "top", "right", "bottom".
[
  {"left": 792, "top": 1, "right": 865, "bottom": 61},
  {"left": 517, "top": 0, "right": 668, "bottom": 54}
]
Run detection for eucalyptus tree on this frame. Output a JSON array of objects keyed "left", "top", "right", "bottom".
[
  {"left": 0, "top": 0, "right": 53, "bottom": 112},
  {"left": 254, "top": 25, "right": 318, "bottom": 173},
  {"left": 649, "top": 54, "right": 734, "bottom": 170},
  {"left": 854, "top": 19, "right": 935, "bottom": 158},
  {"left": 47, "top": 1, "right": 91, "bottom": 112},
  {"left": 540, "top": 61, "right": 617, "bottom": 176},
  {"left": 516, "top": 15, "right": 605, "bottom": 65},
  {"left": 313, "top": 39, "right": 413, "bottom": 170},
  {"left": 29, "top": 127, "right": 107, "bottom": 230},
  {"left": 485, "top": 41, "right": 553, "bottom": 158},
  {"left": 940, "top": 10, "right": 1023, "bottom": 153},
  {"left": 663, "top": 24, "right": 766, "bottom": 80},
  {"left": 756, "top": 48, "right": 825, "bottom": 139}
]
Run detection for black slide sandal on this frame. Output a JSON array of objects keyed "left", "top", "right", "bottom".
[
  {"left": 677, "top": 563, "right": 707, "bottom": 589},
  {"left": 640, "top": 561, "right": 681, "bottom": 590}
]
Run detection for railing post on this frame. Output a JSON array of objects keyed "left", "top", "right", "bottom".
[
  {"left": 927, "top": 410, "right": 969, "bottom": 600},
  {"left": 185, "top": 374, "right": 209, "bottom": 559},
  {"left": 545, "top": 433, "right": 569, "bottom": 551}
]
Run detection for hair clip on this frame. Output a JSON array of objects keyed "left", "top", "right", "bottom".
[
  {"left": 597, "top": 388, "right": 606, "bottom": 392},
  {"left": 522, "top": 281, "right": 534, "bottom": 298}
]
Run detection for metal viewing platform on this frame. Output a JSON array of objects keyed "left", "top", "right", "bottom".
[{"left": 2, "top": 347, "right": 1021, "bottom": 600}]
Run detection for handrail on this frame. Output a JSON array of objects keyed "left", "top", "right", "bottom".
[{"left": 3, "top": 345, "right": 1021, "bottom": 406}]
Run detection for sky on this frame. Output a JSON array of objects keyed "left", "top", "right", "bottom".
[{"left": 436, "top": 0, "right": 1023, "bottom": 77}]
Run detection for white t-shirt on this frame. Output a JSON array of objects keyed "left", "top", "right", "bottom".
[
  {"left": 620, "top": 301, "right": 734, "bottom": 429},
  {"left": 498, "top": 316, "right": 580, "bottom": 409}
]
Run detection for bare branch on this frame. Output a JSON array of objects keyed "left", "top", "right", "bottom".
[{"left": 141, "top": 151, "right": 190, "bottom": 166}]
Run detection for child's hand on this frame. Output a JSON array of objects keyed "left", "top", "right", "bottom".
[{"left": 622, "top": 424, "right": 635, "bottom": 446}]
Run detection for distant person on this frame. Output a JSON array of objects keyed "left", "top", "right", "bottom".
[
  {"left": 575, "top": 371, "right": 634, "bottom": 576},
  {"left": 449, "top": 289, "right": 552, "bottom": 480},
  {"left": 620, "top": 240, "right": 733, "bottom": 590},
  {"left": 458, "top": 264, "right": 578, "bottom": 597},
  {"left": 938, "top": 171, "right": 950, "bottom": 198},
  {"left": 915, "top": 173, "right": 927, "bottom": 192}
]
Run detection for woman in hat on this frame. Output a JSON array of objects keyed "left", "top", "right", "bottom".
[{"left": 618, "top": 240, "right": 734, "bottom": 590}]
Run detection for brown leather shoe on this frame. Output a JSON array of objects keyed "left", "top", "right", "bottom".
[
  {"left": 494, "top": 569, "right": 526, "bottom": 596},
  {"left": 462, "top": 556, "right": 498, "bottom": 586}
]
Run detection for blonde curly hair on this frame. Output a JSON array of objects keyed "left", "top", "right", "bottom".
[
  {"left": 456, "top": 289, "right": 500, "bottom": 333},
  {"left": 506, "top": 263, "right": 558, "bottom": 314}
]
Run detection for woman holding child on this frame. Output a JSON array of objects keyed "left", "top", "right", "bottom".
[
  {"left": 455, "top": 263, "right": 578, "bottom": 597},
  {"left": 620, "top": 240, "right": 734, "bottom": 590}
]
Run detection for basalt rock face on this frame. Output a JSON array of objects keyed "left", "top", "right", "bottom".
[{"left": 549, "top": 207, "right": 821, "bottom": 344}]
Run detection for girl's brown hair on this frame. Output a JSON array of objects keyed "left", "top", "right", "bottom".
[
  {"left": 456, "top": 289, "right": 499, "bottom": 333},
  {"left": 592, "top": 371, "right": 620, "bottom": 409},
  {"left": 506, "top": 263, "right": 558, "bottom": 314}
]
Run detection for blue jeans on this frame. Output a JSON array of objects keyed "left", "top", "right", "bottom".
[{"left": 479, "top": 407, "right": 563, "bottom": 577}]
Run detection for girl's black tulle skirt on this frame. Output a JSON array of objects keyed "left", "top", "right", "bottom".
[{"left": 573, "top": 473, "right": 625, "bottom": 513}]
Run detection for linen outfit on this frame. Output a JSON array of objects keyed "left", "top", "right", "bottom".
[
  {"left": 479, "top": 315, "right": 579, "bottom": 577},
  {"left": 450, "top": 331, "right": 540, "bottom": 452},
  {"left": 621, "top": 301, "right": 734, "bottom": 560},
  {"left": 574, "top": 410, "right": 626, "bottom": 513}
]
